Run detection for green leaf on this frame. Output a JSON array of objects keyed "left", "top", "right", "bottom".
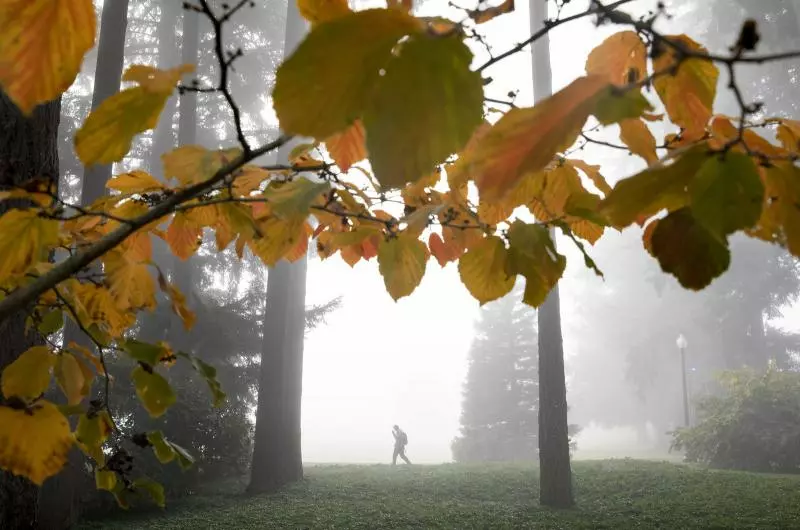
[
  {"left": 689, "top": 152, "right": 763, "bottom": 237},
  {"left": 95, "top": 469, "right": 117, "bottom": 491},
  {"left": 593, "top": 87, "right": 652, "bottom": 125},
  {"left": 111, "top": 481, "right": 132, "bottom": 509},
  {"left": 146, "top": 431, "right": 176, "bottom": 464},
  {"left": 600, "top": 146, "right": 709, "bottom": 228},
  {"left": 505, "top": 221, "right": 566, "bottom": 307},
  {"left": 76, "top": 412, "right": 112, "bottom": 463},
  {"left": 169, "top": 441, "right": 195, "bottom": 470},
  {"left": 38, "top": 309, "right": 64, "bottom": 335},
  {"left": 122, "top": 340, "right": 165, "bottom": 367},
  {"left": 377, "top": 233, "right": 428, "bottom": 301},
  {"left": 364, "top": 34, "right": 484, "bottom": 189},
  {"left": 264, "top": 178, "right": 331, "bottom": 218},
  {"left": 133, "top": 477, "right": 166, "bottom": 508},
  {"left": 131, "top": 366, "right": 176, "bottom": 418},
  {"left": 180, "top": 353, "right": 226, "bottom": 407},
  {"left": 273, "top": 8, "right": 421, "bottom": 139},
  {"left": 457, "top": 236, "right": 515, "bottom": 305},
  {"left": 651, "top": 208, "right": 730, "bottom": 290}
]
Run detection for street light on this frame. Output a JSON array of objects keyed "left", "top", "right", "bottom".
[{"left": 676, "top": 334, "right": 690, "bottom": 427}]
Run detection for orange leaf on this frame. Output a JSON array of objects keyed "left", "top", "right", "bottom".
[
  {"left": 468, "top": 76, "right": 609, "bottom": 202},
  {"left": 0, "top": 0, "right": 95, "bottom": 114},
  {"left": 325, "top": 120, "right": 367, "bottom": 172},
  {"left": 297, "top": 0, "right": 351, "bottom": 26},
  {"left": 469, "top": 0, "right": 515, "bottom": 24},
  {"left": 165, "top": 212, "right": 202, "bottom": 260},
  {"left": 586, "top": 31, "right": 647, "bottom": 86},
  {"left": 619, "top": 119, "right": 658, "bottom": 165},
  {"left": 565, "top": 159, "right": 612, "bottom": 195}
]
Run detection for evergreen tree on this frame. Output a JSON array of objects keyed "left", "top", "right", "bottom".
[{"left": 452, "top": 285, "right": 538, "bottom": 462}]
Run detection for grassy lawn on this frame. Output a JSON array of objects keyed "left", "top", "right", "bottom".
[{"left": 79, "top": 460, "right": 800, "bottom": 529}]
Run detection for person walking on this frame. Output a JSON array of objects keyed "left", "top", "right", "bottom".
[{"left": 392, "top": 425, "right": 411, "bottom": 465}]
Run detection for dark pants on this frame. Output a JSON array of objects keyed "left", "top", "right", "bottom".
[{"left": 393, "top": 444, "right": 411, "bottom": 465}]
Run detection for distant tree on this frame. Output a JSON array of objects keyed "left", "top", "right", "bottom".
[{"left": 452, "top": 286, "right": 538, "bottom": 462}]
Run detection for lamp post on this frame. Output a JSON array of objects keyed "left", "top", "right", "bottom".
[{"left": 676, "top": 334, "right": 690, "bottom": 427}]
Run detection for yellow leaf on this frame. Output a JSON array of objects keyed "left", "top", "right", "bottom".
[
  {"left": 477, "top": 200, "right": 514, "bottom": 225},
  {"left": 1, "top": 346, "right": 54, "bottom": 401},
  {"left": 505, "top": 221, "right": 566, "bottom": 307},
  {"left": 0, "top": 401, "right": 73, "bottom": 485},
  {"left": 157, "top": 272, "right": 197, "bottom": 330},
  {"left": 468, "top": 76, "right": 609, "bottom": 202},
  {"left": 162, "top": 145, "right": 242, "bottom": 187},
  {"left": 263, "top": 178, "right": 331, "bottom": 218},
  {"left": 232, "top": 165, "right": 271, "bottom": 196},
  {"left": 0, "top": 209, "right": 59, "bottom": 279},
  {"left": 131, "top": 365, "right": 176, "bottom": 418},
  {"left": 165, "top": 212, "right": 203, "bottom": 260},
  {"left": 619, "top": 119, "right": 658, "bottom": 165},
  {"left": 273, "top": 8, "right": 422, "bottom": 140},
  {"left": 0, "top": 0, "right": 95, "bottom": 114},
  {"left": 458, "top": 236, "right": 515, "bottom": 305},
  {"left": 96, "top": 470, "right": 117, "bottom": 491},
  {"left": 709, "top": 116, "right": 786, "bottom": 158},
  {"left": 76, "top": 411, "right": 113, "bottom": 463},
  {"left": 214, "top": 202, "right": 257, "bottom": 251},
  {"left": 103, "top": 250, "right": 157, "bottom": 311},
  {"left": 469, "top": 0, "right": 515, "bottom": 24},
  {"left": 325, "top": 120, "right": 367, "bottom": 172},
  {"left": 68, "top": 282, "right": 136, "bottom": 338},
  {"left": 565, "top": 159, "right": 612, "bottom": 195},
  {"left": 586, "top": 31, "right": 647, "bottom": 86},
  {"left": 75, "top": 65, "right": 194, "bottom": 166},
  {"left": 387, "top": 0, "right": 414, "bottom": 12},
  {"left": 248, "top": 216, "right": 308, "bottom": 267},
  {"left": 55, "top": 353, "right": 87, "bottom": 406},
  {"left": 652, "top": 35, "right": 718, "bottom": 136},
  {"left": 377, "top": 233, "right": 428, "bottom": 301},
  {"left": 297, "top": 0, "right": 351, "bottom": 26},
  {"left": 751, "top": 162, "right": 800, "bottom": 257},
  {"left": 107, "top": 171, "right": 164, "bottom": 194},
  {"left": 122, "top": 64, "right": 194, "bottom": 93},
  {"left": 776, "top": 119, "right": 800, "bottom": 154}
]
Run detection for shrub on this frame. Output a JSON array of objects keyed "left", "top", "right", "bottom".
[{"left": 671, "top": 364, "right": 800, "bottom": 473}]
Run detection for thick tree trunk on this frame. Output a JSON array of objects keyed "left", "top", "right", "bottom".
[
  {"left": 248, "top": 0, "right": 309, "bottom": 494},
  {"left": 149, "top": 0, "right": 183, "bottom": 176},
  {"left": 179, "top": 7, "right": 200, "bottom": 147},
  {"left": 0, "top": 91, "right": 61, "bottom": 529},
  {"left": 530, "top": 0, "right": 574, "bottom": 509}
]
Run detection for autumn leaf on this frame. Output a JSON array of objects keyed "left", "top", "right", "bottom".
[
  {"left": 75, "top": 65, "right": 194, "bottom": 166},
  {"left": 55, "top": 352, "right": 91, "bottom": 406},
  {"left": 107, "top": 171, "right": 164, "bottom": 194},
  {"left": 377, "top": 234, "right": 428, "bottom": 300},
  {"left": 76, "top": 411, "right": 113, "bottom": 462},
  {"left": 232, "top": 166, "right": 271, "bottom": 196},
  {"left": 96, "top": 470, "right": 117, "bottom": 491},
  {"left": 651, "top": 208, "right": 730, "bottom": 289},
  {"left": 132, "top": 366, "right": 176, "bottom": 418},
  {"left": 248, "top": 216, "right": 308, "bottom": 267},
  {"left": 263, "top": 178, "right": 331, "bottom": 218},
  {"left": 505, "top": 221, "right": 566, "bottom": 307},
  {"left": 157, "top": 272, "right": 196, "bottom": 330},
  {"left": 273, "top": 8, "right": 422, "bottom": 140},
  {"left": 619, "top": 119, "right": 658, "bottom": 165},
  {"left": 165, "top": 212, "right": 203, "bottom": 260},
  {"left": 0, "top": 0, "right": 95, "bottom": 114},
  {"left": 297, "top": 0, "right": 351, "bottom": 26},
  {"left": 469, "top": 0, "right": 515, "bottom": 24},
  {"left": 565, "top": 159, "right": 611, "bottom": 195},
  {"left": 0, "top": 209, "right": 59, "bottom": 279},
  {"left": 776, "top": 119, "right": 800, "bottom": 154},
  {"left": 364, "top": 34, "right": 483, "bottom": 189},
  {"left": 428, "top": 232, "right": 460, "bottom": 267},
  {"left": 600, "top": 145, "right": 709, "bottom": 228},
  {"left": 468, "top": 76, "right": 608, "bottom": 202},
  {"left": 652, "top": 35, "right": 718, "bottom": 135},
  {"left": 592, "top": 88, "right": 652, "bottom": 125},
  {"left": 689, "top": 153, "right": 763, "bottom": 237},
  {"left": 0, "top": 401, "right": 73, "bottom": 485},
  {"left": 104, "top": 250, "right": 157, "bottom": 311},
  {"left": 586, "top": 31, "right": 647, "bottom": 86},
  {"left": 751, "top": 162, "right": 800, "bottom": 257},
  {"left": 133, "top": 477, "right": 166, "bottom": 508},
  {"left": 1, "top": 346, "right": 54, "bottom": 401},
  {"left": 162, "top": 145, "right": 242, "bottom": 187},
  {"left": 458, "top": 236, "right": 515, "bottom": 305},
  {"left": 325, "top": 120, "right": 367, "bottom": 172}
]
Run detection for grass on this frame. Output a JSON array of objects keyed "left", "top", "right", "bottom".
[{"left": 79, "top": 460, "right": 800, "bottom": 529}]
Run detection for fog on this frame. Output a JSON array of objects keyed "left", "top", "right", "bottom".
[{"left": 58, "top": 0, "right": 800, "bottom": 469}]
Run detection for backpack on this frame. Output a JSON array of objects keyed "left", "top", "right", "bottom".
[{"left": 400, "top": 431, "right": 408, "bottom": 445}]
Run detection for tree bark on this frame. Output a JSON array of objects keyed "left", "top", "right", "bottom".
[
  {"left": 179, "top": 6, "right": 200, "bottom": 148},
  {"left": 530, "top": 0, "right": 574, "bottom": 509},
  {"left": 0, "top": 91, "right": 61, "bottom": 529},
  {"left": 248, "top": 0, "right": 309, "bottom": 494}
]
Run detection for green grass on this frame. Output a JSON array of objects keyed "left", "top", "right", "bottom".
[{"left": 79, "top": 460, "right": 800, "bottom": 529}]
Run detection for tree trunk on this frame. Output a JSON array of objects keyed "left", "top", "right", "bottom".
[
  {"left": 248, "top": 0, "right": 309, "bottom": 494},
  {"left": 42, "top": 2, "right": 128, "bottom": 527},
  {"left": 530, "top": 0, "right": 574, "bottom": 509},
  {"left": 179, "top": 6, "right": 200, "bottom": 147},
  {"left": 0, "top": 91, "right": 61, "bottom": 529},
  {"left": 148, "top": 0, "right": 183, "bottom": 176}
]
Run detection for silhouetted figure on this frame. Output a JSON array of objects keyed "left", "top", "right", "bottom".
[{"left": 392, "top": 425, "right": 411, "bottom": 465}]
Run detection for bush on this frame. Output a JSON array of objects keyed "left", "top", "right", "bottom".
[{"left": 671, "top": 365, "right": 800, "bottom": 473}]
